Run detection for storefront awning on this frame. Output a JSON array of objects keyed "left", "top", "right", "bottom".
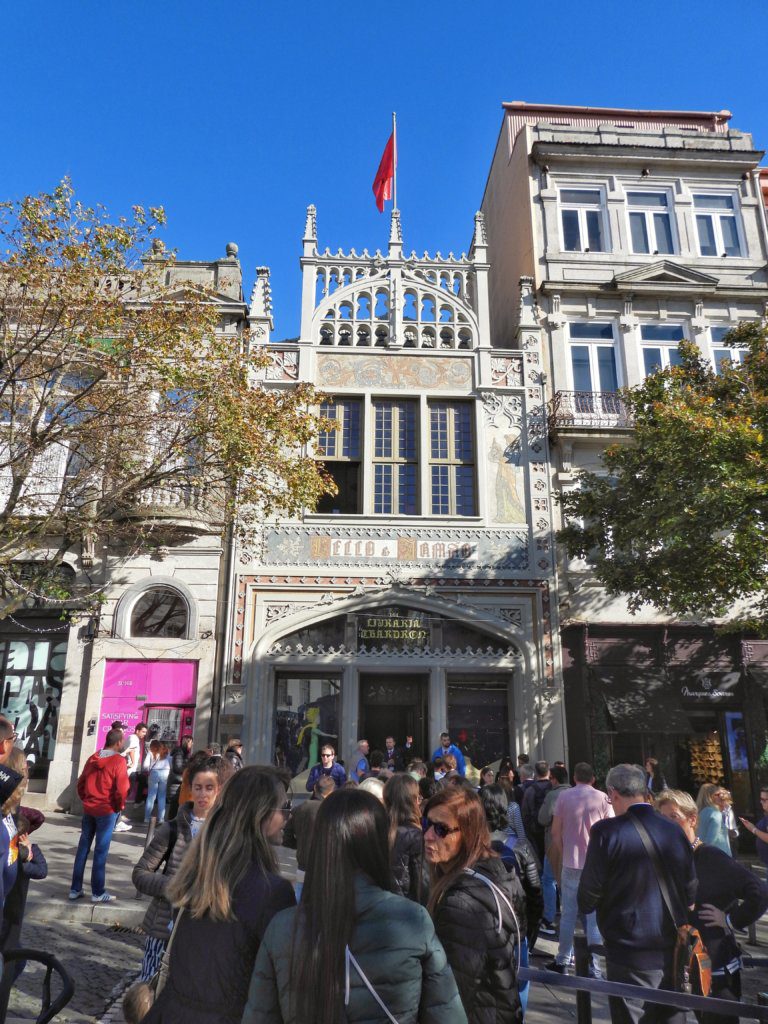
[{"left": 591, "top": 669, "right": 693, "bottom": 734}]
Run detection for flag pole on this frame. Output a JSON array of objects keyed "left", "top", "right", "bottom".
[{"left": 392, "top": 111, "right": 398, "bottom": 209}]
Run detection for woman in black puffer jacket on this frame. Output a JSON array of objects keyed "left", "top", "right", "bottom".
[
  {"left": 424, "top": 785, "right": 526, "bottom": 1024},
  {"left": 384, "top": 773, "right": 429, "bottom": 903}
]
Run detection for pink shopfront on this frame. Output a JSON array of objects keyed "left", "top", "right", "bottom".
[{"left": 96, "top": 660, "right": 198, "bottom": 751}]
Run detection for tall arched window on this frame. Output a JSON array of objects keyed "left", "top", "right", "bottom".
[{"left": 129, "top": 587, "right": 188, "bottom": 638}]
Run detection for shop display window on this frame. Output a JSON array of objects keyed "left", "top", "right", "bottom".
[
  {"left": 0, "top": 636, "right": 66, "bottom": 779},
  {"left": 273, "top": 674, "right": 340, "bottom": 779}
]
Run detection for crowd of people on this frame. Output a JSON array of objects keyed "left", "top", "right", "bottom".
[{"left": 1, "top": 714, "right": 768, "bottom": 1024}]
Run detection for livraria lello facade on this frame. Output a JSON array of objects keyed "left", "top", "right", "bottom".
[{"left": 9, "top": 102, "right": 768, "bottom": 815}]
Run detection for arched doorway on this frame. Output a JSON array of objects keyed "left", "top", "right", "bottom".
[{"left": 255, "top": 597, "right": 525, "bottom": 781}]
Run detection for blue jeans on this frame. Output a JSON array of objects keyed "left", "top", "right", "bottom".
[
  {"left": 542, "top": 854, "right": 558, "bottom": 923},
  {"left": 70, "top": 812, "right": 119, "bottom": 897},
  {"left": 556, "top": 866, "right": 602, "bottom": 967},
  {"left": 144, "top": 770, "right": 170, "bottom": 823}
]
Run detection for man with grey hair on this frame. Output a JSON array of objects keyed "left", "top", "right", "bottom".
[
  {"left": 578, "top": 764, "right": 696, "bottom": 1024},
  {"left": 546, "top": 761, "right": 612, "bottom": 977},
  {"left": 0, "top": 717, "right": 17, "bottom": 765}
]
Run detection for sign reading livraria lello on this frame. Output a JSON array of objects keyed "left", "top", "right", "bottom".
[{"left": 357, "top": 614, "right": 430, "bottom": 646}]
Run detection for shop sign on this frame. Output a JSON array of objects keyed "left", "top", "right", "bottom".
[
  {"left": 357, "top": 615, "right": 429, "bottom": 646},
  {"left": 678, "top": 671, "right": 741, "bottom": 703}
]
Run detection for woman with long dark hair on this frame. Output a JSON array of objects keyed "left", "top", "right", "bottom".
[
  {"left": 424, "top": 785, "right": 525, "bottom": 1024},
  {"left": 243, "top": 788, "right": 466, "bottom": 1024},
  {"left": 384, "top": 773, "right": 428, "bottom": 903},
  {"left": 141, "top": 766, "right": 295, "bottom": 1024}
]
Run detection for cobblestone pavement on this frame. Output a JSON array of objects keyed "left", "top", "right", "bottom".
[{"left": 5, "top": 812, "right": 768, "bottom": 1022}]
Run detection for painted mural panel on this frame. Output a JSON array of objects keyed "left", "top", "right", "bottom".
[
  {"left": 316, "top": 353, "right": 472, "bottom": 390},
  {"left": 486, "top": 424, "right": 527, "bottom": 524}
]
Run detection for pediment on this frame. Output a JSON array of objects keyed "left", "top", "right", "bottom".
[{"left": 613, "top": 260, "right": 719, "bottom": 290}]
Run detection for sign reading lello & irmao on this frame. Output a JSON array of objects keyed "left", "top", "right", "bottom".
[{"left": 310, "top": 536, "right": 477, "bottom": 562}]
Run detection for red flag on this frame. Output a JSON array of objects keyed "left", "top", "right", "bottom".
[{"left": 372, "top": 131, "right": 396, "bottom": 212}]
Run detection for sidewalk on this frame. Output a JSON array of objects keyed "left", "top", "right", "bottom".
[{"left": 6, "top": 812, "right": 768, "bottom": 1022}]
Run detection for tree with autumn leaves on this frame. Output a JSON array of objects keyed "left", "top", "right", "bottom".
[
  {"left": 559, "top": 322, "right": 768, "bottom": 632},
  {"left": 0, "top": 181, "right": 332, "bottom": 618}
]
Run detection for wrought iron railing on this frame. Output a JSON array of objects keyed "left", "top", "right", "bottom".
[{"left": 549, "top": 390, "right": 634, "bottom": 434}]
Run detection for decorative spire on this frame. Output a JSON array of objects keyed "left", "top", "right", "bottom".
[
  {"left": 249, "top": 266, "right": 273, "bottom": 326},
  {"left": 388, "top": 208, "right": 403, "bottom": 259},
  {"left": 303, "top": 204, "right": 317, "bottom": 244},
  {"left": 473, "top": 211, "right": 487, "bottom": 248}
]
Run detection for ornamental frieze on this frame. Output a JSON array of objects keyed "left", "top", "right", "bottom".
[{"left": 262, "top": 525, "right": 529, "bottom": 571}]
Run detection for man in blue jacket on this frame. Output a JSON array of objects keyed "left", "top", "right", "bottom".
[
  {"left": 305, "top": 744, "right": 346, "bottom": 791},
  {"left": 578, "top": 763, "right": 697, "bottom": 1024},
  {"left": 431, "top": 732, "right": 466, "bottom": 776}
]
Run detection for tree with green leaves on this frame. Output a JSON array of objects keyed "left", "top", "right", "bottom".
[
  {"left": 0, "top": 180, "right": 332, "bottom": 618},
  {"left": 558, "top": 322, "right": 768, "bottom": 631}
]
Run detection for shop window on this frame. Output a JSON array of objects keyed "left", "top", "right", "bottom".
[
  {"left": 447, "top": 677, "right": 510, "bottom": 771},
  {"left": 316, "top": 398, "right": 362, "bottom": 514},
  {"left": 273, "top": 674, "right": 340, "bottom": 779},
  {"left": 0, "top": 636, "right": 66, "bottom": 780},
  {"left": 129, "top": 587, "right": 189, "bottom": 638}
]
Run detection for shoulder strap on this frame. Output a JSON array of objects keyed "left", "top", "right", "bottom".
[
  {"left": 463, "top": 868, "right": 521, "bottom": 966},
  {"left": 629, "top": 814, "right": 683, "bottom": 928},
  {"left": 345, "top": 947, "right": 400, "bottom": 1024},
  {"left": 160, "top": 819, "right": 179, "bottom": 876}
]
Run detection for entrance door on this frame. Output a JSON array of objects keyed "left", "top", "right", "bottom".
[{"left": 359, "top": 674, "right": 427, "bottom": 761}]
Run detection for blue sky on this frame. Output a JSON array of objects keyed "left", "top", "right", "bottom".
[{"left": 3, "top": 2, "right": 766, "bottom": 337}]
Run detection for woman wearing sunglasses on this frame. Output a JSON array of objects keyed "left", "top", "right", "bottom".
[
  {"left": 424, "top": 786, "right": 526, "bottom": 1024},
  {"left": 140, "top": 766, "right": 295, "bottom": 1024},
  {"left": 244, "top": 788, "right": 466, "bottom": 1024}
]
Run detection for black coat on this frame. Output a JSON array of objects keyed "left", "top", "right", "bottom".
[
  {"left": 520, "top": 780, "right": 551, "bottom": 861},
  {"left": 167, "top": 747, "right": 191, "bottom": 799},
  {"left": 691, "top": 843, "right": 768, "bottom": 971},
  {"left": 391, "top": 825, "right": 429, "bottom": 904},
  {"left": 578, "top": 803, "right": 697, "bottom": 970},
  {"left": 143, "top": 866, "right": 295, "bottom": 1024},
  {"left": 432, "top": 856, "right": 524, "bottom": 1024},
  {"left": 490, "top": 831, "right": 543, "bottom": 946}
]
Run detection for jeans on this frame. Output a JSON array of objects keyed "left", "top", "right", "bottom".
[
  {"left": 556, "top": 866, "right": 602, "bottom": 967},
  {"left": 70, "top": 812, "right": 119, "bottom": 896},
  {"left": 144, "top": 770, "right": 170, "bottom": 823},
  {"left": 542, "top": 854, "right": 558, "bottom": 923}
]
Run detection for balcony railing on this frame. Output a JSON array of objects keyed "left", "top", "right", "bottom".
[{"left": 548, "top": 391, "right": 634, "bottom": 436}]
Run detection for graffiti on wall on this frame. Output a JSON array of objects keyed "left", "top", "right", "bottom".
[{"left": 0, "top": 637, "right": 67, "bottom": 777}]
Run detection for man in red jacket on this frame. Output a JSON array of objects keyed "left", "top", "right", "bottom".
[{"left": 69, "top": 728, "right": 129, "bottom": 903}]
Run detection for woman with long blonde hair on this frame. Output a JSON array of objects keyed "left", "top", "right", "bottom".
[
  {"left": 696, "top": 783, "right": 732, "bottom": 855},
  {"left": 142, "top": 765, "right": 295, "bottom": 1024}
]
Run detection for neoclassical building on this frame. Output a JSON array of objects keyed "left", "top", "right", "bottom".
[
  {"left": 481, "top": 102, "right": 768, "bottom": 804},
  {"left": 221, "top": 207, "right": 564, "bottom": 777}
]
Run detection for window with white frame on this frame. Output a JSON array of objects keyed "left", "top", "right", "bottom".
[
  {"left": 693, "top": 194, "right": 742, "bottom": 257},
  {"left": 316, "top": 398, "right": 362, "bottom": 513},
  {"left": 627, "top": 192, "right": 674, "bottom": 255},
  {"left": 373, "top": 400, "right": 418, "bottom": 515},
  {"left": 559, "top": 189, "right": 608, "bottom": 253},
  {"left": 640, "top": 324, "right": 686, "bottom": 377},
  {"left": 710, "top": 325, "right": 747, "bottom": 374},
  {"left": 569, "top": 323, "right": 620, "bottom": 395},
  {"left": 429, "top": 401, "right": 476, "bottom": 516}
]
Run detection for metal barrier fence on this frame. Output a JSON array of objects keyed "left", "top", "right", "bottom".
[{"left": 517, "top": 933, "right": 768, "bottom": 1024}]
